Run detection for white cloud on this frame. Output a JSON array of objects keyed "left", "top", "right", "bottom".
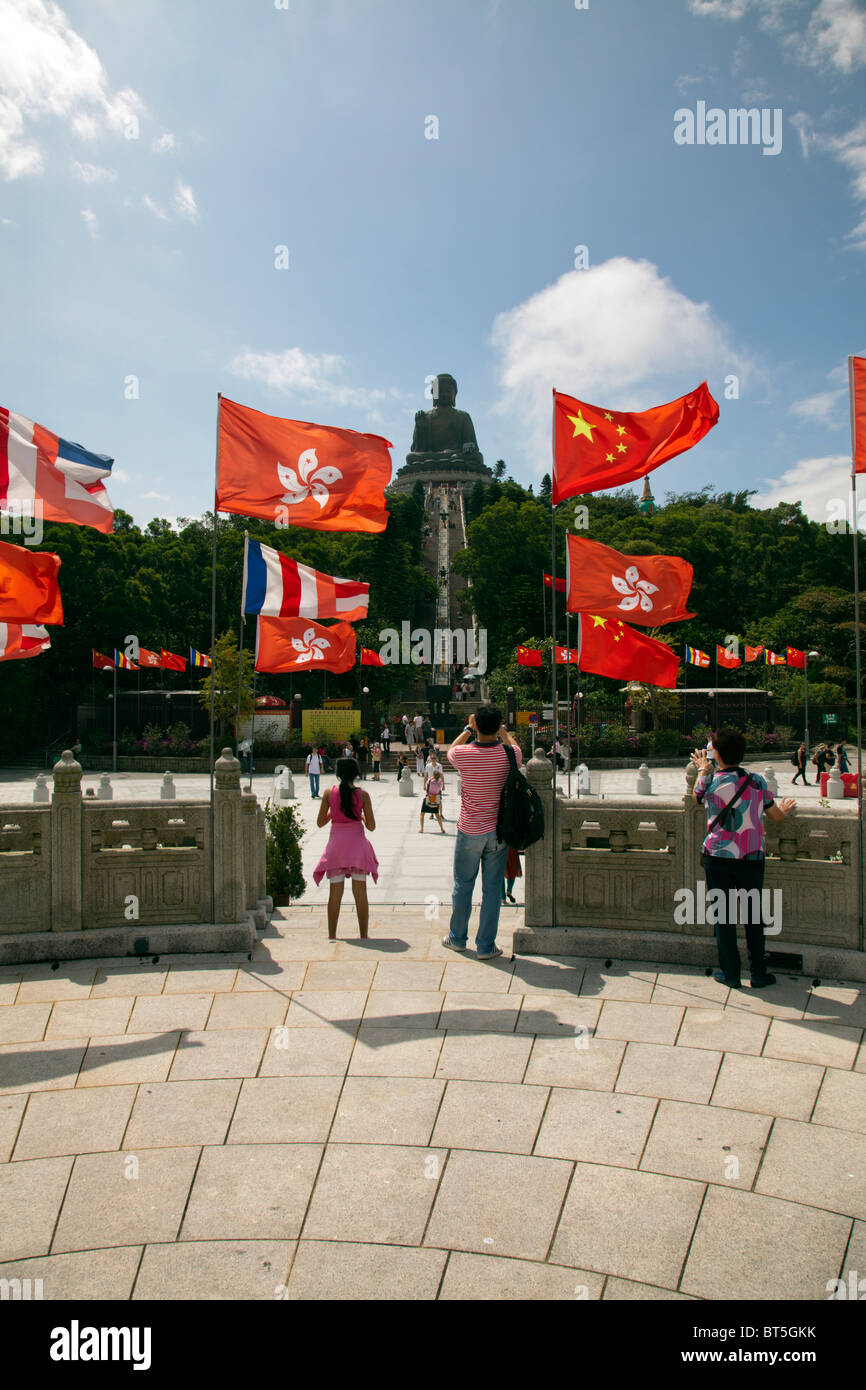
[
  {"left": 173, "top": 178, "right": 198, "bottom": 222},
  {"left": 798, "top": 0, "right": 866, "bottom": 73},
  {"left": 752, "top": 455, "right": 852, "bottom": 521},
  {"left": 789, "top": 387, "right": 847, "bottom": 426},
  {"left": 688, "top": 0, "right": 751, "bottom": 17},
  {"left": 228, "top": 346, "right": 388, "bottom": 412},
  {"left": 71, "top": 160, "right": 117, "bottom": 184},
  {"left": 0, "top": 0, "right": 148, "bottom": 180},
  {"left": 142, "top": 194, "right": 167, "bottom": 220},
  {"left": 794, "top": 117, "right": 866, "bottom": 248},
  {"left": 142, "top": 490, "right": 169, "bottom": 501},
  {"left": 151, "top": 132, "right": 174, "bottom": 154},
  {"left": 489, "top": 258, "right": 749, "bottom": 470},
  {"left": 80, "top": 207, "right": 98, "bottom": 237}
]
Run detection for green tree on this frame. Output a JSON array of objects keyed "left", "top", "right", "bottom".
[{"left": 197, "top": 631, "right": 255, "bottom": 740}]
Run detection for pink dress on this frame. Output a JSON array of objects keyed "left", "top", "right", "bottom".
[{"left": 313, "top": 786, "right": 379, "bottom": 885}]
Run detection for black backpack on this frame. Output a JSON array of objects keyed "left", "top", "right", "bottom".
[{"left": 497, "top": 744, "right": 545, "bottom": 850}]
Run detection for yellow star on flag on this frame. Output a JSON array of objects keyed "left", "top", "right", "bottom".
[
  {"left": 603, "top": 412, "right": 613, "bottom": 421},
  {"left": 567, "top": 410, "right": 595, "bottom": 443},
  {"left": 616, "top": 442, "right": 627, "bottom": 454},
  {"left": 605, "top": 452, "right": 614, "bottom": 462},
  {"left": 616, "top": 425, "right": 627, "bottom": 437},
  {"left": 591, "top": 615, "right": 607, "bottom": 628}
]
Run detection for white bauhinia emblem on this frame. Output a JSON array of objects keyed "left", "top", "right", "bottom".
[
  {"left": 291, "top": 628, "right": 331, "bottom": 663},
  {"left": 277, "top": 449, "right": 342, "bottom": 509},
  {"left": 611, "top": 566, "right": 658, "bottom": 613}
]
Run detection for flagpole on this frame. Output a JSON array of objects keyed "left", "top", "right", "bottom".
[
  {"left": 550, "top": 391, "right": 559, "bottom": 933},
  {"left": 249, "top": 668, "right": 256, "bottom": 793},
  {"left": 848, "top": 356, "right": 864, "bottom": 951},
  {"left": 208, "top": 394, "right": 221, "bottom": 925},
  {"left": 113, "top": 659, "right": 117, "bottom": 773},
  {"left": 236, "top": 532, "right": 249, "bottom": 756},
  {"left": 542, "top": 574, "right": 547, "bottom": 642},
  {"left": 565, "top": 610, "right": 572, "bottom": 797}
]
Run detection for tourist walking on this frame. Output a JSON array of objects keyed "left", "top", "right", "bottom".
[
  {"left": 837, "top": 741, "right": 850, "bottom": 774},
  {"left": 371, "top": 741, "right": 382, "bottom": 780},
  {"left": 691, "top": 727, "right": 795, "bottom": 990},
  {"left": 443, "top": 705, "right": 522, "bottom": 960},
  {"left": 306, "top": 747, "right": 322, "bottom": 798},
  {"left": 381, "top": 724, "right": 391, "bottom": 755},
  {"left": 792, "top": 743, "right": 808, "bottom": 786},
  {"left": 812, "top": 743, "right": 829, "bottom": 785},
  {"left": 404, "top": 715, "right": 414, "bottom": 748},
  {"left": 313, "top": 758, "right": 378, "bottom": 940},
  {"left": 357, "top": 738, "right": 369, "bottom": 780},
  {"left": 501, "top": 846, "right": 522, "bottom": 904}
]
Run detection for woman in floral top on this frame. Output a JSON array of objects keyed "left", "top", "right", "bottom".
[{"left": 691, "top": 726, "right": 795, "bottom": 990}]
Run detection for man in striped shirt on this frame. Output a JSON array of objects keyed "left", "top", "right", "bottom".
[{"left": 442, "top": 705, "right": 522, "bottom": 960}]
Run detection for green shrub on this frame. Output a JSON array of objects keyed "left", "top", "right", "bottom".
[{"left": 263, "top": 800, "right": 306, "bottom": 901}]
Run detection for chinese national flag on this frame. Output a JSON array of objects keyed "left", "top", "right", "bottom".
[
  {"left": 716, "top": 644, "right": 742, "bottom": 669},
  {"left": 544, "top": 573, "right": 566, "bottom": 593},
  {"left": 517, "top": 645, "right": 543, "bottom": 667},
  {"left": 786, "top": 647, "right": 806, "bottom": 669},
  {"left": 552, "top": 382, "right": 719, "bottom": 502},
  {"left": 160, "top": 648, "right": 187, "bottom": 672},
  {"left": 360, "top": 647, "right": 385, "bottom": 667},
  {"left": 565, "top": 534, "right": 694, "bottom": 625},
  {"left": 138, "top": 647, "right": 162, "bottom": 668},
  {"left": 851, "top": 357, "right": 866, "bottom": 474},
  {"left": 555, "top": 646, "right": 580, "bottom": 664},
  {"left": 255, "top": 617, "right": 356, "bottom": 673},
  {"left": 577, "top": 614, "right": 679, "bottom": 688},
  {"left": 217, "top": 396, "right": 392, "bottom": 532},
  {"left": 92, "top": 649, "right": 114, "bottom": 670},
  {"left": 745, "top": 645, "right": 763, "bottom": 663},
  {"left": 0, "top": 538, "right": 63, "bottom": 624}
]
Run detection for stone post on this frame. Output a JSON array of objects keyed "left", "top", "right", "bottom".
[
  {"left": 160, "top": 772, "right": 176, "bottom": 800},
  {"left": 241, "top": 790, "right": 262, "bottom": 918},
  {"left": 683, "top": 762, "right": 701, "bottom": 891},
  {"left": 33, "top": 774, "right": 49, "bottom": 804},
  {"left": 636, "top": 764, "right": 652, "bottom": 795},
  {"left": 398, "top": 774, "right": 415, "bottom": 797},
  {"left": 525, "top": 750, "right": 554, "bottom": 927},
  {"left": 827, "top": 767, "right": 844, "bottom": 800},
  {"left": 51, "top": 750, "right": 83, "bottom": 933},
  {"left": 763, "top": 766, "right": 778, "bottom": 799},
  {"left": 257, "top": 805, "right": 270, "bottom": 911},
  {"left": 97, "top": 773, "right": 113, "bottom": 800},
  {"left": 213, "top": 748, "right": 245, "bottom": 923}
]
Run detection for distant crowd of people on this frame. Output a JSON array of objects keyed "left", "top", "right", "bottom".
[{"left": 791, "top": 740, "right": 851, "bottom": 785}]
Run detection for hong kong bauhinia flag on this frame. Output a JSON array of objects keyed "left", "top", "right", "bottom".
[
  {"left": 0, "top": 623, "right": 50, "bottom": 661},
  {"left": 242, "top": 537, "right": 369, "bottom": 622},
  {"left": 0, "top": 408, "right": 114, "bottom": 533},
  {"left": 217, "top": 397, "right": 392, "bottom": 532},
  {"left": 565, "top": 534, "right": 694, "bottom": 625},
  {"left": 577, "top": 614, "right": 679, "bottom": 688},
  {"left": 0, "top": 538, "right": 63, "bottom": 624},
  {"left": 255, "top": 617, "right": 356, "bottom": 674},
  {"left": 552, "top": 382, "right": 719, "bottom": 503}
]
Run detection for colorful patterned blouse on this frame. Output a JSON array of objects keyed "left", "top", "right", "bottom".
[{"left": 695, "top": 767, "right": 774, "bottom": 858}]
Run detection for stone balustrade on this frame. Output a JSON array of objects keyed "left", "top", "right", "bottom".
[
  {"left": 519, "top": 750, "right": 866, "bottom": 981},
  {"left": 0, "top": 749, "right": 270, "bottom": 965}
]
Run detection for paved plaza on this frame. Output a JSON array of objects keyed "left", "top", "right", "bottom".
[{"left": 0, "top": 909, "right": 865, "bottom": 1301}]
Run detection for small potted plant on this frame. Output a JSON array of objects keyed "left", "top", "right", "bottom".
[{"left": 263, "top": 800, "right": 306, "bottom": 906}]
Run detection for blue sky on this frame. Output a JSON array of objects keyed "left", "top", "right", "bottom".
[{"left": 1, "top": 0, "right": 865, "bottom": 526}]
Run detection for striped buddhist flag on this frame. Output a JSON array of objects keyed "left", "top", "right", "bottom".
[
  {"left": 190, "top": 648, "right": 212, "bottom": 669},
  {"left": 114, "top": 650, "right": 138, "bottom": 670},
  {"left": 685, "top": 646, "right": 710, "bottom": 667},
  {"left": 241, "top": 536, "right": 369, "bottom": 622},
  {"left": 0, "top": 623, "right": 50, "bottom": 662},
  {"left": 765, "top": 650, "right": 786, "bottom": 666}
]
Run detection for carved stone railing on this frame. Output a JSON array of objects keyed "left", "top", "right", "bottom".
[
  {"left": 0, "top": 749, "right": 270, "bottom": 965},
  {"left": 519, "top": 750, "right": 866, "bottom": 980}
]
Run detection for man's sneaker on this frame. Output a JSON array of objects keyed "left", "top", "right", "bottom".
[
  {"left": 713, "top": 969, "right": 741, "bottom": 988},
  {"left": 750, "top": 973, "right": 776, "bottom": 989},
  {"left": 477, "top": 945, "right": 503, "bottom": 960},
  {"left": 441, "top": 936, "right": 466, "bottom": 952}
]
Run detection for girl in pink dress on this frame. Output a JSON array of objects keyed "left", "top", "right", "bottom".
[{"left": 314, "top": 758, "right": 379, "bottom": 939}]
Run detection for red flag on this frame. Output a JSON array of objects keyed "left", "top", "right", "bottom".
[
  {"left": 565, "top": 534, "right": 694, "bottom": 626},
  {"left": 745, "top": 645, "right": 763, "bottom": 663},
  {"left": 851, "top": 356, "right": 866, "bottom": 474},
  {"left": 577, "top": 613, "right": 679, "bottom": 688},
  {"left": 217, "top": 396, "right": 392, "bottom": 532},
  {"left": 138, "top": 647, "right": 162, "bottom": 668},
  {"left": 716, "top": 645, "right": 742, "bottom": 669},
  {"left": 0, "top": 539, "right": 63, "bottom": 625},
  {"left": 92, "top": 649, "right": 114, "bottom": 670},
  {"left": 160, "top": 648, "right": 187, "bottom": 672},
  {"left": 517, "top": 645, "right": 543, "bottom": 667},
  {"left": 360, "top": 647, "right": 385, "bottom": 667},
  {"left": 552, "top": 382, "right": 719, "bottom": 502},
  {"left": 543, "top": 573, "right": 566, "bottom": 593},
  {"left": 555, "top": 645, "right": 580, "bottom": 664},
  {"left": 0, "top": 408, "right": 114, "bottom": 533},
  {"left": 0, "top": 623, "right": 50, "bottom": 661},
  {"left": 255, "top": 617, "right": 357, "bottom": 673},
  {"left": 786, "top": 647, "right": 806, "bottom": 669}
]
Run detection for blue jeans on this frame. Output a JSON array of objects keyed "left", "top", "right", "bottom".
[
  {"left": 448, "top": 829, "right": 508, "bottom": 954},
  {"left": 309, "top": 773, "right": 320, "bottom": 797}
]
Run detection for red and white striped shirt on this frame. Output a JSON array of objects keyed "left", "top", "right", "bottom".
[{"left": 448, "top": 740, "right": 521, "bottom": 835}]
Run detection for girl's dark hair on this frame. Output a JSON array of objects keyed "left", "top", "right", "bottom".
[{"left": 335, "top": 758, "right": 360, "bottom": 819}]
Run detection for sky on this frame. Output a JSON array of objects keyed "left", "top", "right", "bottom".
[{"left": 1, "top": 0, "right": 865, "bottom": 529}]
